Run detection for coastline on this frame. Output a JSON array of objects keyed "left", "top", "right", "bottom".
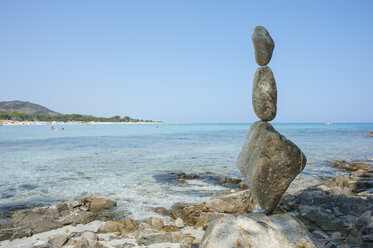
[
  {"left": 0, "top": 121, "right": 165, "bottom": 126},
  {"left": 1, "top": 161, "right": 372, "bottom": 248},
  {"left": 0, "top": 121, "right": 202, "bottom": 126}
]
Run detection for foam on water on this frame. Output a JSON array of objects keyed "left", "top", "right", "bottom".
[{"left": 0, "top": 123, "right": 372, "bottom": 221}]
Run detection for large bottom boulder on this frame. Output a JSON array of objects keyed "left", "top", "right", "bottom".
[
  {"left": 200, "top": 213, "right": 322, "bottom": 248},
  {"left": 236, "top": 121, "right": 306, "bottom": 213}
]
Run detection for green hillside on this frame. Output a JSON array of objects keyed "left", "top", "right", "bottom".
[{"left": 0, "top": 101, "right": 154, "bottom": 123}]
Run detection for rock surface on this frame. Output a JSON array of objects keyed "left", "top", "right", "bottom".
[
  {"left": 135, "top": 228, "right": 185, "bottom": 246},
  {"left": 252, "top": 66, "right": 277, "bottom": 121},
  {"left": 48, "top": 233, "right": 68, "bottom": 247},
  {"left": 85, "top": 198, "right": 117, "bottom": 211},
  {"left": 2, "top": 164, "right": 371, "bottom": 247},
  {"left": 97, "top": 221, "right": 124, "bottom": 234},
  {"left": 237, "top": 121, "right": 306, "bottom": 213},
  {"left": 252, "top": 26, "right": 275, "bottom": 66},
  {"left": 175, "top": 218, "right": 185, "bottom": 228},
  {"left": 2, "top": 197, "right": 116, "bottom": 239},
  {"left": 170, "top": 189, "right": 255, "bottom": 228},
  {"left": 121, "top": 218, "right": 139, "bottom": 233},
  {"left": 278, "top": 166, "right": 373, "bottom": 247},
  {"left": 145, "top": 217, "right": 164, "bottom": 230},
  {"left": 0, "top": 227, "right": 32, "bottom": 241},
  {"left": 200, "top": 213, "right": 322, "bottom": 248}
]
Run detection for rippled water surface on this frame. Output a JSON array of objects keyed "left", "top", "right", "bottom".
[{"left": 0, "top": 123, "right": 372, "bottom": 221}]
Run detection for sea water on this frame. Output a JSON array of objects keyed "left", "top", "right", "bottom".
[{"left": 0, "top": 123, "right": 372, "bottom": 221}]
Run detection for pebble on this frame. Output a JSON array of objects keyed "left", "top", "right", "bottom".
[{"left": 175, "top": 217, "right": 185, "bottom": 228}]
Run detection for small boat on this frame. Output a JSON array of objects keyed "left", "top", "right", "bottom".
[{"left": 325, "top": 122, "right": 332, "bottom": 125}]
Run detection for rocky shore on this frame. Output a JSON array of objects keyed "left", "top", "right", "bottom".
[{"left": 0, "top": 161, "right": 371, "bottom": 248}]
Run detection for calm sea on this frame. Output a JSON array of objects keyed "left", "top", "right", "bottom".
[{"left": 0, "top": 123, "right": 372, "bottom": 222}]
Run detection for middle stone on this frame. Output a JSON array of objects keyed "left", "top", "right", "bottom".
[{"left": 252, "top": 66, "right": 277, "bottom": 121}]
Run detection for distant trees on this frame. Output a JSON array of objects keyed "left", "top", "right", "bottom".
[{"left": 0, "top": 112, "right": 154, "bottom": 123}]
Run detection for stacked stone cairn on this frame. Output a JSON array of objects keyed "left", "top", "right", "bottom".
[{"left": 236, "top": 26, "right": 307, "bottom": 214}]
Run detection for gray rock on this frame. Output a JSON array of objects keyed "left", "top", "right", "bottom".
[
  {"left": 236, "top": 121, "right": 306, "bottom": 213},
  {"left": 196, "top": 212, "right": 230, "bottom": 229},
  {"left": 114, "top": 243, "right": 136, "bottom": 248},
  {"left": 74, "top": 237, "right": 90, "bottom": 248},
  {"left": 5, "top": 197, "right": 117, "bottom": 238},
  {"left": 61, "top": 210, "right": 97, "bottom": 225},
  {"left": 8, "top": 206, "right": 63, "bottom": 234},
  {"left": 97, "top": 221, "right": 124, "bottom": 234},
  {"left": 80, "top": 231, "right": 100, "bottom": 247},
  {"left": 299, "top": 206, "right": 347, "bottom": 233},
  {"left": 33, "top": 240, "right": 50, "bottom": 248},
  {"left": 0, "top": 227, "right": 32, "bottom": 241},
  {"left": 48, "top": 233, "right": 68, "bottom": 248},
  {"left": 203, "top": 189, "right": 255, "bottom": 214},
  {"left": 137, "top": 222, "right": 151, "bottom": 232},
  {"left": 146, "top": 216, "right": 164, "bottom": 230},
  {"left": 252, "top": 26, "right": 275, "bottom": 66},
  {"left": 355, "top": 211, "right": 372, "bottom": 232},
  {"left": 81, "top": 231, "right": 98, "bottom": 241},
  {"left": 136, "top": 228, "right": 185, "bottom": 246},
  {"left": 81, "top": 197, "right": 117, "bottom": 211},
  {"left": 91, "top": 241, "right": 108, "bottom": 248},
  {"left": 181, "top": 236, "right": 196, "bottom": 248},
  {"left": 121, "top": 218, "right": 139, "bottom": 233},
  {"left": 200, "top": 213, "right": 322, "bottom": 248},
  {"left": 312, "top": 230, "right": 329, "bottom": 240},
  {"left": 171, "top": 189, "right": 255, "bottom": 226},
  {"left": 362, "top": 234, "right": 373, "bottom": 242},
  {"left": 65, "top": 239, "right": 77, "bottom": 246},
  {"left": 252, "top": 66, "right": 277, "bottom": 121}
]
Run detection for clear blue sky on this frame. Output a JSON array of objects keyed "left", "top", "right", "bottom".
[{"left": 1, "top": 1, "right": 372, "bottom": 123}]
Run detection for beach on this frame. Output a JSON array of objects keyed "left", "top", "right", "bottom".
[
  {"left": 0, "top": 160, "right": 372, "bottom": 247},
  {"left": 0, "top": 121, "right": 164, "bottom": 126},
  {"left": 0, "top": 123, "right": 372, "bottom": 247}
]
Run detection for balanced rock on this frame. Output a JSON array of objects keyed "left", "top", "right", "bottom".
[
  {"left": 236, "top": 121, "right": 306, "bottom": 213},
  {"left": 252, "top": 26, "right": 275, "bottom": 66},
  {"left": 252, "top": 66, "right": 277, "bottom": 121},
  {"left": 200, "top": 213, "right": 322, "bottom": 248}
]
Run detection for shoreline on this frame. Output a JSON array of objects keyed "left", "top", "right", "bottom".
[
  {"left": 0, "top": 161, "right": 372, "bottom": 247},
  {"left": 0, "top": 121, "right": 202, "bottom": 126},
  {"left": 0, "top": 121, "right": 165, "bottom": 126}
]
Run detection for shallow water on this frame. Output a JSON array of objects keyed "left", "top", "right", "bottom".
[{"left": 0, "top": 123, "right": 372, "bottom": 221}]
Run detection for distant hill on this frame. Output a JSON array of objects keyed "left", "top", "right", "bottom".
[
  {"left": 0, "top": 100, "right": 155, "bottom": 122},
  {"left": 0, "top": 101, "right": 60, "bottom": 116}
]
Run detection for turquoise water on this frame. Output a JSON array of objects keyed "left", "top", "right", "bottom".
[{"left": 0, "top": 123, "right": 372, "bottom": 221}]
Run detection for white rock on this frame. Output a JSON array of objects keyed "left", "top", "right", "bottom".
[
  {"left": 175, "top": 218, "right": 185, "bottom": 228},
  {"left": 32, "top": 240, "right": 49, "bottom": 248},
  {"left": 200, "top": 213, "right": 322, "bottom": 248}
]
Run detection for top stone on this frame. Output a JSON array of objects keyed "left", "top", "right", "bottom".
[{"left": 252, "top": 26, "right": 275, "bottom": 66}]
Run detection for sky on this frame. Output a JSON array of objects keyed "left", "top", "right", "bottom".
[{"left": 0, "top": 1, "right": 373, "bottom": 123}]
